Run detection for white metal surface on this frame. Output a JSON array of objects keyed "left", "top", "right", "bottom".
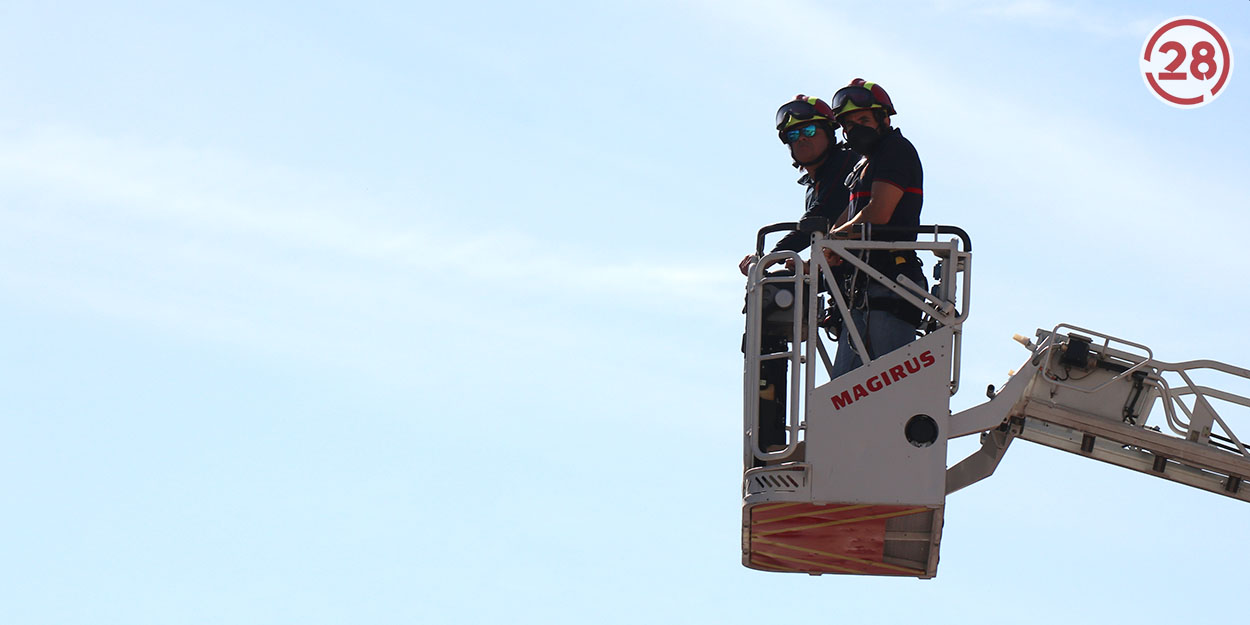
[
  {"left": 804, "top": 328, "right": 953, "bottom": 506},
  {"left": 742, "top": 227, "right": 971, "bottom": 467},
  {"left": 741, "top": 226, "right": 969, "bottom": 577},
  {"left": 741, "top": 222, "right": 1250, "bottom": 578},
  {"left": 946, "top": 326, "right": 1250, "bottom": 502}
]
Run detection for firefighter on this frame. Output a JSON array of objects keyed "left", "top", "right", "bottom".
[
  {"left": 738, "top": 95, "right": 859, "bottom": 276},
  {"left": 823, "top": 79, "right": 927, "bottom": 377}
]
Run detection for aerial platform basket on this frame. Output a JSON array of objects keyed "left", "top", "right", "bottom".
[
  {"left": 741, "top": 223, "right": 1250, "bottom": 578},
  {"left": 742, "top": 224, "right": 969, "bottom": 577},
  {"left": 744, "top": 328, "right": 952, "bottom": 576}
]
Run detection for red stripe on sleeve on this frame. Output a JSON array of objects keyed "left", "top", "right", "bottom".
[{"left": 875, "top": 179, "right": 923, "bottom": 194}]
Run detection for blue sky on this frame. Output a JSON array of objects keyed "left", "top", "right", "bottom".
[{"left": 1, "top": 1, "right": 1248, "bottom": 623}]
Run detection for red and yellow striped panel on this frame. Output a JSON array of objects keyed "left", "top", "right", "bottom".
[{"left": 747, "top": 502, "right": 930, "bottom": 576}]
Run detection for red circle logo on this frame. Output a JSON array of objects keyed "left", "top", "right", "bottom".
[{"left": 1140, "top": 16, "right": 1233, "bottom": 108}]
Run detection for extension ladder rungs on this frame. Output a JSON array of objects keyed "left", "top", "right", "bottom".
[{"left": 1017, "top": 406, "right": 1250, "bottom": 503}]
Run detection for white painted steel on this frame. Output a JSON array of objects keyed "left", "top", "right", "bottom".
[
  {"left": 742, "top": 227, "right": 971, "bottom": 507},
  {"left": 742, "top": 228, "right": 972, "bottom": 468},
  {"left": 945, "top": 326, "right": 1250, "bottom": 502},
  {"left": 741, "top": 223, "right": 1250, "bottom": 578},
  {"left": 805, "top": 328, "right": 953, "bottom": 506},
  {"left": 742, "top": 249, "right": 805, "bottom": 465}
]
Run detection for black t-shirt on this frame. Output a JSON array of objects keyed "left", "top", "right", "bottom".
[
  {"left": 846, "top": 127, "right": 923, "bottom": 241},
  {"left": 772, "top": 147, "right": 860, "bottom": 253}
]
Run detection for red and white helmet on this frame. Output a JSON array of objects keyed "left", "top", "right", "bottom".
[
  {"left": 830, "top": 78, "right": 897, "bottom": 119},
  {"left": 776, "top": 95, "right": 835, "bottom": 132}
]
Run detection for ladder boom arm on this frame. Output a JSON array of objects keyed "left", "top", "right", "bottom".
[{"left": 945, "top": 326, "right": 1250, "bottom": 503}]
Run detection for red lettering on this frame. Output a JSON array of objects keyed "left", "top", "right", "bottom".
[
  {"left": 830, "top": 351, "right": 939, "bottom": 411},
  {"left": 831, "top": 390, "right": 853, "bottom": 410}
]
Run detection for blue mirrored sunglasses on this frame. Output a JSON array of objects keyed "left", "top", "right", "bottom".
[{"left": 783, "top": 124, "right": 819, "bottom": 144}]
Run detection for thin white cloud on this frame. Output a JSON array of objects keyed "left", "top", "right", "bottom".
[
  {"left": 931, "top": 0, "right": 1156, "bottom": 38},
  {"left": 0, "top": 127, "right": 735, "bottom": 367},
  {"left": 0, "top": 127, "right": 440, "bottom": 264}
]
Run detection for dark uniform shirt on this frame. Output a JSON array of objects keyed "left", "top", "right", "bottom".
[
  {"left": 845, "top": 127, "right": 923, "bottom": 242},
  {"left": 772, "top": 147, "right": 860, "bottom": 253},
  {"left": 845, "top": 127, "right": 925, "bottom": 307}
]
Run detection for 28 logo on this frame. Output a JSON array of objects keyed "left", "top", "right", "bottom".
[{"left": 1140, "top": 16, "right": 1233, "bottom": 108}]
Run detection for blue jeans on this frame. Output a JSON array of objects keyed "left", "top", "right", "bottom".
[{"left": 831, "top": 287, "right": 920, "bottom": 379}]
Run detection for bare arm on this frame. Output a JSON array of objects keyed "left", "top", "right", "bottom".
[{"left": 831, "top": 181, "right": 903, "bottom": 235}]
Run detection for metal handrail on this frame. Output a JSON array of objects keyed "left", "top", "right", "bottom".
[
  {"left": 743, "top": 224, "right": 974, "bottom": 462},
  {"left": 1038, "top": 329, "right": 1250, "bottom": 459},
  {"left": 1148, "top": 377, "right": 1191, "bottom": 437},
  {"left": 754, "top": 222, "right": 800, "bottom": 256},
  {"left": 859, "top": 224, "right": 973, "bottom": 251},
  {"left": 743, "top": 249, "right": 805, "bottom": 463},
  {"left": 1041, "top": 324, "right": 1154, "bottom": 395},
  {"left": 813, "top": 233, "right": 971, "bottom": 394},
  {"left": 1156, "top": 368, "right": 1250, "bottom": 457},
  {"left": 814, "top": 239, "right": 969, "bottom": 324}
]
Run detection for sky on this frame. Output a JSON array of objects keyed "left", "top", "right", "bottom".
[{"left": 1, "top": 1, "right": 1248, "bottom": 623}]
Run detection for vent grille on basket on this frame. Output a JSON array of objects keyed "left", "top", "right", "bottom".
[{"left": 748, "top": 468, "right": 807, "bottom": 493}]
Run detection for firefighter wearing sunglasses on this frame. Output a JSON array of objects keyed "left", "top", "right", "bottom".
[
  {"left": 737, "top": 95, "right": 859, "bottom": 276},
  {"left": 822, "top": 78, "right": 927, "bottom": 378}
]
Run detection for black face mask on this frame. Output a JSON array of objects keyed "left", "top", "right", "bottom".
[{"left": 845, "top": 124, "right": 882, "bottom": 155}]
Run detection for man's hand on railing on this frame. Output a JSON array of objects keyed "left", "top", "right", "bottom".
[
  {"left": 741, "top": 254, "right": 804, "bottom": 276},
  {"left": 784, "top": 258, "right": 809, "bottom": 273},
  {"left": 739, "top": 254, "right": 756, "bottom": 276}
]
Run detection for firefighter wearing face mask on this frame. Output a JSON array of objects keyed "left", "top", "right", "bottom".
[{"left": 824, "top": 78, "right": 927, "bottom": 377}]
